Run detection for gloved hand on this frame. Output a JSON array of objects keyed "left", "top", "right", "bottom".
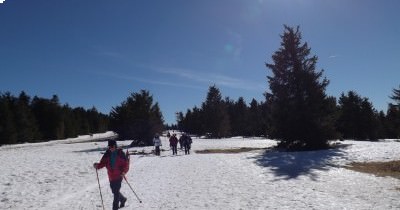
[{"left": 93, "top": 163, "right": 99, "bottom": 169}]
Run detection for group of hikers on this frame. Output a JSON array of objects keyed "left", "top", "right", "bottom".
[
  {"left": 93, "top": 132, "right": 193, "bottom": 209},
  {"left": 153, "top": 132, "right": 193, "bottom": 156}
]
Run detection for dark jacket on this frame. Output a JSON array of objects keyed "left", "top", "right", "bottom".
[
  {"left": 183, "top": 135, "right": 192, "bottom": 146},
  {"left": 96, "top": 148, "right": 129, "bottom": 181},
  {"left": 169, "top": 136, "right": 178, "bottom": 146}
]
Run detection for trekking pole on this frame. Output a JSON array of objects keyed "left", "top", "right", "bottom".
[
  {"left": 95, "top": 169, "right": 105, "bottom": 210},
  {"left": 123, "top": 176, "right": 142, "bottom": 203}
]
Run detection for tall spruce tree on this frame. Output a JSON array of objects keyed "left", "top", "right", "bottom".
[
  {"left": 0, "top": 92, "right": 18, "bottom": 145},
  {"left": 386, "top": 105, "right": 400, "bottom": 138},
  {"left": 248, "top": 99, "right": 265, "bottom": 136},
  {"left": 337, "top": 91, "right": 361, "bottom": 139},
  {"left": 390, "top": 85, "right": 400, "bottom": 106},
  {"left": 201, "top": 85, "right": 230, "bottom": 138},
  {"left": 230, "top": 97, "right": 248, "bottom": 136},
  {"left": 109, "top": 90, "right": 164, "bottom": 145},
  {"left": 15, "top": 91, "right": 40, "bottom": 142},
  {"left": 265, "top": 25, "right": 336, "bottom": 150},
  {"left": 386, "top": 85, "right": 400, "bottom": 138}
]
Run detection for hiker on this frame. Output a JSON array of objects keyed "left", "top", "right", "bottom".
[
  {"left": 153, "top": 133, "right": 162, "bottom": 156},
  {"left": 93, "top": 140, "right": 129, "bottom": 210},
  {"left": 178, "top": 134, "right": 184, "bottom": 150},
  {"left": 182, "top": 133, "right": 193, "bottom": 155},
  {"left": 169, "top": 133, "right": 178, "bottom": 155},
  {"left": 166, "top": 131, "right": 171, "bottom": 138}
]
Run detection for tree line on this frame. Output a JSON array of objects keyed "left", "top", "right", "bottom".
[
  {"left": 0, "top": 90, "right": 165, "bottom": 147},
  {"left": 176, "top": 86, "right": 267, "bottom": 138},
  {"left": 177, "top": 26, "right": 400, "bottom": 150},
  {"left": 177, "top": 86, "right": 400, "bottom": 139},
  {"left": 0, "top": 91, "right": 109, "bottom": 145}
]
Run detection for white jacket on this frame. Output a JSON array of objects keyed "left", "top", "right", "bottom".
[{"left": 153, "top": 137, "right": 162, "bottom": 146}]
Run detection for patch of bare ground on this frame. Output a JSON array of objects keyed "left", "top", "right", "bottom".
[
  {"left": 195, "top": 147, "right": 267, "bottom": 154},
  {"left": 344, "top": 160, "right": 400, "bottom": 181}
]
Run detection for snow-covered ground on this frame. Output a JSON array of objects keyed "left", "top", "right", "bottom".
[{"left": 1, "top": 133, "right": 400, "bottom": 210}]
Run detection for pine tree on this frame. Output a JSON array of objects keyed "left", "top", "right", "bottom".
[
  {"left": 0, "top": 92, "right": 18, "bottom": 145},
  {"left": 390, "top": 85, "right": 400, "bottom": 106},
  {"left": 385, "top": 105, "right": 400, "bottom": 138},
  {"left": 265, "top": 25, "right": 336, "bottom": 150},
  {"left": 337, "top": 91, "right": 361, "bottom": 139},
  {"left": 201, "top": 85, "right": 230, "bottom": 138},
  {"left": 176, "top": 111, "right": 185, "bottom": 131},
  {"left": 336, "top": 91, "right": 379, "bottom": 140},
  {"left": 86, "top": 107, "right": 109, "bottom": 133},
  {"left": 229, "top": 97, "right": 248, "bottom": 136},
  {"left": 247, "top": 99, "right": 265, "bottom": 136},
  {"left": 109, "top": 90, "right": 164, "bottom": 146},
  {"left": 62, "top": 105, "right": 78, "bottom": 138},
  {"left": 15, "top": 91, "right": 40, "bottom": 142},
  {"left": 359, "top": 99, "right": 379, "bottom": 140},
  {"left": 31, "top": 95, "right": 64, "bottom": 140},
  {"left": 386, "top": 85, "right": 400, "bottom": 138}
]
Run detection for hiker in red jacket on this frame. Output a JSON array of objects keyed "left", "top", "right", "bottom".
[
  {"left": 94, "top": 140, "right": 129, "bottom": 210},
  {"left": 169, "top": 133, "right": 178, "bottom": 155}
]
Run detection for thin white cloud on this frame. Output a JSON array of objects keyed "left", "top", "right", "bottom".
[
  {"left": 90, "top": 48, "right": 263, "bottom": 91},
  {"left": 328, "top": 55, "right": 339, "bottom": 59},
  {"left": 97, "top": 71, "right": 205, "bottom": 90},
  {"left": 155, "top": 67, "right": 264, "bottom": 91}
]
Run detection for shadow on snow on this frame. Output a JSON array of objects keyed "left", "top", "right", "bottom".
[{"left": 249, "top": 144, "right": 351, "bottom": 181}]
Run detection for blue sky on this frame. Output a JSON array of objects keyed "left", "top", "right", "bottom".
[{"left": 1, "top": 0, "right": 399, "bottom": 125}]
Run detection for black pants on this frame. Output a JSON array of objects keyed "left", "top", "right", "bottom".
[
  {"left": 171, "top": 145, "right": 177, "bottom": 155},
  {"left": 184, "top": 144, "right": 191, "bottom": 154},
  {"left": 110, "top": 179, "right": 126, "bottom": 210},
  {"left": 155, "top": 146, "right": 160, "bottom": 156}
]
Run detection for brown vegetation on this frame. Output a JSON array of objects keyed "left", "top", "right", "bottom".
[{"left": 344, "top": 160, "right": 400, "bottom": 180}]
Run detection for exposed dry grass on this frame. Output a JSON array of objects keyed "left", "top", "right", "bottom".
[
  {"left": 344, "top": 160, "right": 400, "bottom": 180},
  {"left": 195, "top": 147, "right": 266, "bottom": 154}
]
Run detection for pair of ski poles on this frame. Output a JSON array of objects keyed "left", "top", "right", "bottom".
[{"left": 96, "top": 169, "right": 142, "bottom": 210}]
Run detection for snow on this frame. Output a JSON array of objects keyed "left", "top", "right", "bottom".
[{"left": 1, "top": 133, "right": 400, "bottom": 209}]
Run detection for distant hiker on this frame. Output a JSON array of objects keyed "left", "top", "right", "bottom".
[
  {"left": 153, "top": 133, "right": 162, "bottom": 156},
  {"left": 182, "top": 133, "right": 193, "bottom": 155},
  {"left": 178, "top": 134, "right": 184, "bottom": 150},
  {"left": 167, "top": 131, "right": 171, "bottom": 138},
  {"left": 93, "top": 140, "right": 129, "bottom": 210},
  {"left": 169, "top": 133, "right": 178, "bottom": 155}
]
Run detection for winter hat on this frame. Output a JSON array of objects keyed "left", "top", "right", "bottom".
[{"left": 108, "top": 140, "right": 117, "bottom": 147}]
